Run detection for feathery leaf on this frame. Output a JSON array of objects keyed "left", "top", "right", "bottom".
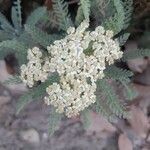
[
  {"left": 3, "top": 75, "right": 22, "bottom": 85},
  {"left": 26, "top": 7, "right": 47, "bottom": 26},
  {"left": 122, "top": 0, "right": 133, "bottom": 29},
  {"left": 16, "top": 73, "right": 60, "bottom": 114},
  {"left": 119, "top": 79, "right": 137, "bottom": 101},
  {"left": 97, "top": 79, "right": 128, "bottom": 118},
  {"left": 52, "top": 0, "right": 72, "bottom": 31},
  {"left": 0, "top": 12, "right": 14, "bottom": 33},
  {"left": 0, "top": 40, "right": 28, "bottom": 64},
  {"left": 0, "top": 30, "right": 14, "bottom": 41},
  {"left": 81, "top": 109, "right": 91, "bottom": 129},
  {"left": 123, "top": 48, "right": 150, "bottom": 60},
  {"left": 75, "top": 6, "right": 84, "bottom": 26},
  {"left": 24, "top": 24, "right": 60, "bottom": 48},
  {"left": 49, "top": 107, "right": 62, "bottom": 135},
  {"left": 12, "top": 0, "right": 22, "bottom": 30},
  {"left": 104, "top": 65, "right": 133, "bottom": 80},
  {"left": 80, "top": 0, "right": 90, "bottom": 21},
  {"left": 117, "top": 33, "right": 130, "bottom": 46},
  {"left": 25, "top": 25, "right": 49, "bottom": 48}
]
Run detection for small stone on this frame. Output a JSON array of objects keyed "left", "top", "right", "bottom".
[
  {"left": 20, "top": 128, "right": 40, "bottom": 144},
  {"left": 42, "top": 132, "right": 49, "bottom": 142},
  {"left": 128, "top": 106, "right": 149, "bottom": 139},
  {"left": 118, "top": 134, "right": 133, "bottom": 150},
  {"left": 86, "top": 112, "right": 116, "bottom": 137},
  {"left": 3, "top": 90, "right": 9, "bottom": 96}
]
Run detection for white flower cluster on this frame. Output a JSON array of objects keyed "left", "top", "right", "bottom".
[
  {"left": 44, "top": 20, "right": 123, "bottom": 117},
  {"left": 20, "top": 20, "right": 123, "bottom": 117},
  {"left": 20, "top": 47, "right": 51, "bottom": 87},
  {"left": 45, "top": 75, "right": 96, "bottom": 117}
]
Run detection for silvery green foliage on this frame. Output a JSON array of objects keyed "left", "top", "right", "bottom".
[
  {"left": 1, "top": 0, "right": 145, "bottom": 135},
  {"left": 0, "top": 0, "right": 47, "bottom": 64},
  {"left": 51, "top": 0, "right": 73, "bottom": 30}
]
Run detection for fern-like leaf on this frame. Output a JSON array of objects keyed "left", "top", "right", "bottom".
[
  {"left": 113, "top": 0, "right": 125, "bottom": 31},
  {"left": 26, "top": 7, "right": 47, "bottom": 26},
  {"left": 94, "top": 97, "right": 115, "bottom": 120},
  {"left": 0, "top": 40, "right": 28, "bottom": 64},
  {"left": 24, "top": 25, "right": 59, "bottom": 48},
  {"left": 75, "top": 6, "right": 84, "bottom": 26},
  {"left": 122, "top": 0, "right": 133, "bottom": 29},
  {"left": 119, "top": 79, "right": 137, "bottom": 101},
  {"left": 12, "top": 0, "right": 22, "bottom": 30},
  {"left": 0, "top": 30, "right": 13, "bottom": 41},
  {"left": 123, "top": 48, "right": 150, "bottom": 60},
  {"left": 80, "top": 109, "right": 91, "bottom": 129},
  {"left": 108, "top": 68, "right": 136, "bottom": 102},
  {"left": 80, "top": 0, "right": 90, "bottom": 21},
  {"left": 90, "top": 0, "right": 112, "bottom": 24},
  {"left": 49, "top": 107, "right": 62, "bottom": 135},
  {"left": 104, "top": 65, "right": 133, "bottom": 80},
  {"left": 16, "top": 73, "right": 60, "bottom": 114},
  {"left": 97, "top": 79, "right": 128, "bottom": 118},
  {"left": 52, "top": 0, "right": 72, "bottom": 31},
  {"left": 18, "top": 31, "right": 37, "bottom": 47},
  {"left": 0, "top": 12, "right": 14, "bottom": 33},
  {"left": 3, "top": 75, "right": 22, "bottom": 85},
  {"left": 117, "top": 33, "right": 130, "bottom": 46},
  {"left": 103, "top": 0, "right": 125, "bottom": 34},
  {"left": 46, "top": 10, "right": 60, "bottom": 29},
  {"left": 0, "top": 40, "right": 27, "bottom": 53},
  {"left": 102, "top": 14, "right": 120, "bottom": 34}
]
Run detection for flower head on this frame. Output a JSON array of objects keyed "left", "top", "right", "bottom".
[
  {"left": 20, "top": 47, "right": 50, "bottom": 87},
  {"left": 20, "top": 21, "right": 123, "bottom": 117}
]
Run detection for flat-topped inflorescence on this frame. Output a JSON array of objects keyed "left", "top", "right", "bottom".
[{"left": 20, "top": 20, "right": 123, "bottom": 117}]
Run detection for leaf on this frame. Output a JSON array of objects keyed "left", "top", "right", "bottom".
[
  {"left": 117, "top": 33, "right": 130, "bottom": 46},
  {"left": 0, "top": 30, "right": 13, "bottom": 41},
  {"left": 104, "top": 65, "right": 133, "bottom": 80},
  {"left": 80, "top": 109, "right": 91, "bottom": 129},
  {"left": 0, "top": 40, "right": 27, "bottom": 54},
  {"left": 48, "top": 107, "right": 62, "bottom": 135},
  {"left": 52, "top": 0, "right": 73, "bottom": 31},
  {"left": 103, "top": 0, "right": 125, "bottom": 34},
  {"left": 3, "top": 75, "right": 22, "bottom": 85},
  {"left": 113, "top": 0, "right": 125, "bottom": 31},
  {"left": 0, "top": 12, "right": 14, "bottom": 33},
  {"left": 122, "top": 0, "right": 133, "bottom": 29},
  {"left": 75, "top": 6, "right": 84, "bottom": 26},
  {"left": 97, "top": 79, "right": 128, "bottom": 118},
  {"left": 11, "top": 0, "right": 22, "bottom": 30},
  {"left": 123, "top": 48, "right": 150, "bottom": 60},
  {"left": 25, "top": 24, "right": 59, "bottom": 48},
  {"left": 102, "top": 14, "right": 121, "bottom": 34},
  {"left": 119, "top": 80, "right": 137, "bottom": 101},
  {"left": 80, "top": 0, "right": 91, "bottom": 21},
  {"left": 26, "top": 7, "right": 47, "bottom": 26},
  {"left": 90, "top": 0, "right": 111, "bottom": 24},
  {"left": 94, "top": 96, "right": 115, "bottom": 120},
  {"left": 16, "top": 73, "right": 60, "bottom": 114},
  {"left": 0, "top": 40, "right": 28, "bottom": 64},
  {"left": 17, "top": 31, "right": 37, "bottom": 47}
]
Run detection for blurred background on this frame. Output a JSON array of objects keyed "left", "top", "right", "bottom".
[{"left": 0, "top": 0, "right": 150, "bottom": 150}]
